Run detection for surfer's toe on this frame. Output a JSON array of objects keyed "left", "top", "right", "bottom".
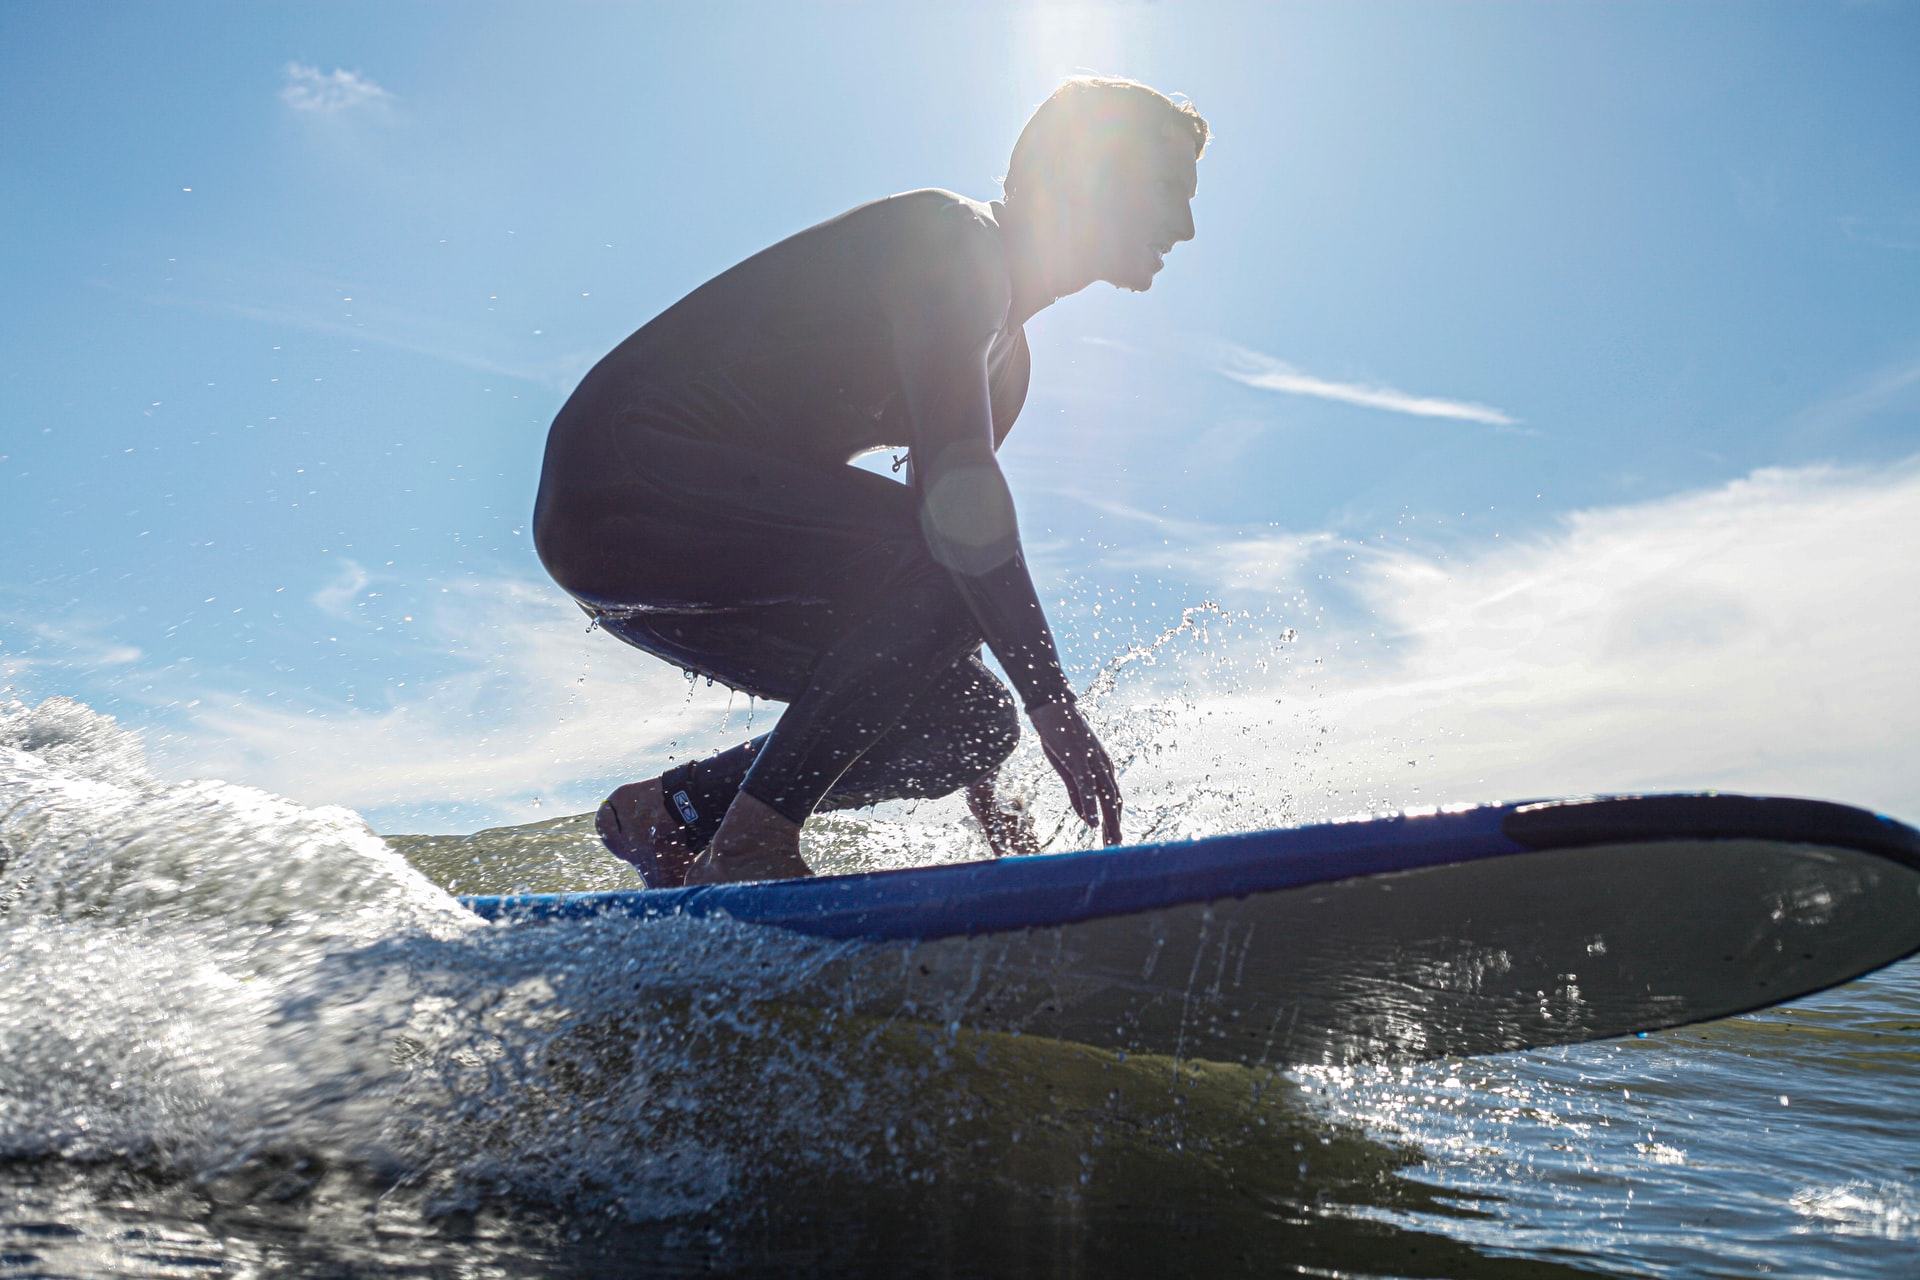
[{"left": 596, "top": 779, "right": 696, "bottom": 889}]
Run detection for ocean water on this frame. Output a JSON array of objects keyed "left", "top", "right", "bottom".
[{"left": 3, "top": 694, "right": 1917, "bottom": 1278}]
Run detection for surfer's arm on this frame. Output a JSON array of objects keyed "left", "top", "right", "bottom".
[
  {"left": 889, "top": 250, "right": 1070, "bottom": 711},
  {"left": 889, "top": 217, "right": 1123, "bottom": 844}
]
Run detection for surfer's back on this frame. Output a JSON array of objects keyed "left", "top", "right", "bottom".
[{"left": 546, "top": 189, "right": 1016, "bottom": 470}]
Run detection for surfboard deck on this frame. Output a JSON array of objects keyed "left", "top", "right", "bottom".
[{"left": 461, "top": 794, "right": 1920, "bottom": 1066}]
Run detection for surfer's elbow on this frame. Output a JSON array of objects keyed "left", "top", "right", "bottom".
[{"left": 918, "top": 456, "right": 1020, "bottom": 575}]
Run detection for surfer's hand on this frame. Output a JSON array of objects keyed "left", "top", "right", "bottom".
[{"left": 1029, "top": 700, "right": 1123, "bottom": 846}]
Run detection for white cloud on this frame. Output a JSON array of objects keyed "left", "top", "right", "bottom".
[
  {"left": 134, "top": 256, "right": 599, "bottom": 394},
  {"left": 1222, "top": 345, "right": 1519, "bottom": 427},
  {"left": 0, "top": 599, "right": 144, "bottom": 684},
  {"left": 161, "top": 577, "right": 753, "bottom": 833},
  {"left": 1137, "top": 457, "right": 1920, "bottom": 827},
  {"left": 279, "top": 63, "right": 393, "bottom": 115}
]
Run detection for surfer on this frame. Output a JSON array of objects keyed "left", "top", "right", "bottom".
[{"left": 533, "top": 77, "right": 1207, "bottom": 886}]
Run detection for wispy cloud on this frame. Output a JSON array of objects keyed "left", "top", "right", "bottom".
[
  {"left": 123, "top": 252, "right": 600, "bottom": 394},
  {"left": 1222, "top": 345, "right": 1519, "bottom": 427},
  {"left": 1789, "top": 354, "right": 1920, "bottom": 441},
  {"left": 0, "top": 614, "right": 142, "bottom": 679},
  {"left": 170, "top": 292, "right": 597, "bottom": 393},
  {"left": 1837, "top": 215, "right": 1920, "bottom": 252},
  {"left": 312, "top": 559, "right": 371, "bottom": 620},
  {"left": 279, "top": 63, "right": 393, "bottom": 115}
]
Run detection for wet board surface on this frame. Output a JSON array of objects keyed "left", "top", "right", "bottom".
[{"left": 461, "top": 794, "right": 1920, "bottom": 1066}]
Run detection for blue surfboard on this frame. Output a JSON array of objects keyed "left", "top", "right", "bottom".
[{"left": 461, "top": 794, "right": 1920, "bottom": 1066}]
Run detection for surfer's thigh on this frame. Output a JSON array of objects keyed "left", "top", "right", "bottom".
[
  {"left": 540, "top": 426, "right": 927, "bottom": 614},
  {"left": 554, "top": 441, "right": 950, "bottom": 699},
  {"left": 595, "top": 602, "right": 839, "bottom": 703}
]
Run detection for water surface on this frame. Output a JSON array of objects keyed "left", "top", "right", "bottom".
[{"left": 3, "top": 697, "right": 1914, "bottom": 1277}]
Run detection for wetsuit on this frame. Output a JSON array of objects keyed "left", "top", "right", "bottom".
[{"left": 532, "top": 190, "right": 1071, "bottom": 847}]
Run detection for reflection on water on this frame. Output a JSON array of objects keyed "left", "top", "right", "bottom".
[
  {"left": 4, "top": 695, "right": 1917, "bottom": 1278},
  {"left": 1, "top": 1032, "right": 1611, "bottom": 1279}
]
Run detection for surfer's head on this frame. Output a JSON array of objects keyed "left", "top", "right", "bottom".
[{"left": 1003, "top": 77, "right": 1208, "bottom": 296}]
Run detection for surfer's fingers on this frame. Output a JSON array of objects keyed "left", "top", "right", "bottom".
[
  {"left": 1091, "top": 759, "right": 1123, "bottom": 847},
  {"left": 1097, "top": 778, "right": 1123, "bottom": 846},
  {"left": 1064, "top": 767, "right": 1098, "bottom": 828},
  {"left": 1070, "top": 721, "right": 1119, "bottom": 839},
  {"left": 1042, "top": 741, "right": 1098, "bottom": 827}
]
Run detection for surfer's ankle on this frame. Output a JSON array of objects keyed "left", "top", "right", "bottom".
[
  {"left": 597, "top": 777, "right": 696, "bottom": 887},
  {"left": 688, "top": 791, "right": 809, "bottom": 884},
  {"left": 966, "top": 775, "right": 1038, "bottom": 859}
]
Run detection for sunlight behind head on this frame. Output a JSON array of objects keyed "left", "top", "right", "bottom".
[{"left": 1003, "top": 77, "right": 1210, "bottom": 202}]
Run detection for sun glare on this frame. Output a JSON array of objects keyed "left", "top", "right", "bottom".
[{"left": 1010, "top": 3, "right": 1153, "bottom": 110}]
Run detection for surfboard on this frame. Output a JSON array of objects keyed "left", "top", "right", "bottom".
[{"left": 460, "top": 794, "right": 1920, "bottom": 1066}]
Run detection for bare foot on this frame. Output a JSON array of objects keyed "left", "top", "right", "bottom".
[
  {"left": 966, "top": 774, "right": 1039, "bottom": 859},
  {"left": 686, "top": 791, "right": 811, "bottom": 884},
  {"left": 596, "top": 777, "right": 696, "bottom": 888}
]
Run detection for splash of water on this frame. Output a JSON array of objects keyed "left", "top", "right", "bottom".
[{"left": 0, "top": 697, "right": 945, "bottom": 1221}]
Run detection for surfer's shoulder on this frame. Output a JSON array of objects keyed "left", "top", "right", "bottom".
[
  {"left": 860, "top": 190, "right": 1009, "bottom": 320},
  {"left": 876, "top": 188, "right": 1004, "bottom": 248}
]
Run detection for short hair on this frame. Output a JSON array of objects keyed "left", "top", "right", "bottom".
[{"left": 1003, "top": 77, "right": 1210, "bottom": 200}]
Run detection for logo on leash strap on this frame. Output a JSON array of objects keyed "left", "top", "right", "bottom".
[{"left": 671, "top": 790, "right": 700, "bottom": 824}]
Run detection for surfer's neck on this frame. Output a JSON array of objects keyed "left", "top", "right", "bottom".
[{"left": 996, "top": 198, "right": 1094, "bottom": 327}]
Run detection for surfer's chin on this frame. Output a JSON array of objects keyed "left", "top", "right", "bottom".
[{"left": 1115, "top": 251, "right": 1165, "bottom": 293}]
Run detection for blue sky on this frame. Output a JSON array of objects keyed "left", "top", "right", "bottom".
[{"left": 4, "top": 2, "right": 1918, "bottom": 834}]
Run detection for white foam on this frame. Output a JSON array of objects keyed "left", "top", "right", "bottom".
[{"left": 1792, "top": 1181, "right": 1919, "bottom": 1240}]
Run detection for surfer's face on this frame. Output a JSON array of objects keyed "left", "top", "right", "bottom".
[{"left": 1083, "top": 124, "right": 1198, "bottom": 293}]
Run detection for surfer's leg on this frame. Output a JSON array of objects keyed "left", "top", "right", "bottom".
[
  {"left": 730, "top": 555, "right": 984, "bottom": 822},
  {"left": 815, "top": 652, "right": 1019, "bottom": 808},
  {"left": 689, "top": 558, "right": 992, "bottom": 883},
  {"left": 536, "top": 425, "right": 927, "bottom": 630},
  {"left": 540, "top": 430, "right": 929, "bottom": 884},
  {"left": 698, "top": 556, "right": 1052, "bottom": 886},
  {"left": 540, "top": 426, "right": 1011, "bottom": 880},
  {"left": 596, "top": 777, "right": 696, "bottom": 886},
  {"left": 963, "top": 773, "right": 1040, "bottom": 859},
  {"left": 611, "top": 655, "right": 1027, "bottom": 866}
]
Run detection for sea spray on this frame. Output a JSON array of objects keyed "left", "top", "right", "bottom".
[
  {"left": 0, "top": 591, "right": 1362, "bottom": 1232},
  {"left": 978, "top": 597, "right": 1311, "bottom": 855},
  {"left": 0, "top": 702, "right": 817, "bottom": 1212},
  {"left": 1, "top": 696, "right": 472, "bottom": 1184}
]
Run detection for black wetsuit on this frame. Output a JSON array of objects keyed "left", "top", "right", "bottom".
[{"left": 533, "top": 190, "right": 1071, "bottom": 846}]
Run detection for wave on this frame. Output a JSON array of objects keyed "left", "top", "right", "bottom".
[{"left": 0, "top": 697, "right": 901, "bottom": 1220}]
